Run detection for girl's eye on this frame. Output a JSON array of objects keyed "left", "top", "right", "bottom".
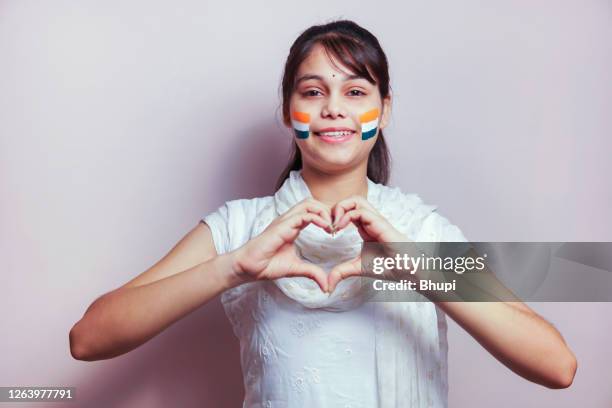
[
  {"left": 303, "top": 90, "right": 322, "bottom": 97},
  {"left": 301, "top": 89, "right": 366, "bottom": 97}
]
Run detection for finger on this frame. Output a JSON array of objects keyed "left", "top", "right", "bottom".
[
  {"left": 327, "top": 256, "right": 362, "bottom": 293},
  {"left": 355, "top": 222, "right": 373, "bottom": 242},
  {"left": 286, "top": 261, "right": 329, "bottom": 293},
  {"left": 337, "top": 208, "right": 389, "bottom": 243},
  {"left": 334, "top": 208, "right": 374, "bottom": 232},
  {"left": 303, "top": 200, "right": 333, "bottom": 226},
  {"left": 331, "top": 201, "right": 355, "bottom": 228},
  {"left": 291, "top": 212, "right": 331, "bottom": 232},
  {"left": 332, "top": 195, "right": 375, "bottom": 227},
  {"left": 282, "top": 198, "right": 334, "bottom": 231},
  {"left": 285, "top": 198, "right": 331, "bottom": 222},
  {"left": 277, "top": 212, "right": 330, "bottom": 243}
]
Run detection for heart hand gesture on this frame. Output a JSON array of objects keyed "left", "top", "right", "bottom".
[
  {"left": 327, "top": 195, "right": 410, "bottom": 293},
  {"left": 231, "top": 198, "right": 334, "bottom": 292}
]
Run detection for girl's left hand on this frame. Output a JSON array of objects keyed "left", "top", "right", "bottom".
[{"left": 327, "top": 195, "right": 409, "bottom": 293}]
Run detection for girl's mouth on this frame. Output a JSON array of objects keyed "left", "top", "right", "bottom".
[{"left": 314, "top": 130, "right": 356, "bottom": 143}]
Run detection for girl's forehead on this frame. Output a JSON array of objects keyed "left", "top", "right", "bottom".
[{"left": 297, "top": 44, "right": 355, "bottom": 79}]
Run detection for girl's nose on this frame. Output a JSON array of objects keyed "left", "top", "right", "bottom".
[{"left": 321, "top": 94, "right": 347, "bottom": 119}]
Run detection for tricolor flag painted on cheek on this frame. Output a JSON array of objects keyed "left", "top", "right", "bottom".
[
  {"left": 291, "top": 111, "right": 310, "bottom": 139},
  {"left": 360, "top": 108, "right": 380, "bottom": 140}
]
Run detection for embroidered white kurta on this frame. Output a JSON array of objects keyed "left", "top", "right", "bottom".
[{"left": 203, "top": 173, "right": 467, "bottom": 408}]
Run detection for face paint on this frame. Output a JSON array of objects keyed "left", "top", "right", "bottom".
[
  {"left": 359, "top": 108, "right": 380, "bottom": 140},
  {"left": 291, "top": 111, "right": 311, "bottom": 139}
]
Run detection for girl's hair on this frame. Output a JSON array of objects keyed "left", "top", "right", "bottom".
[{"left": 275, "top": 19, "right": 392, "bottom": 190}]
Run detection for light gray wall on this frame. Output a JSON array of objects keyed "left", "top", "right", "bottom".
[{"left": 1, "top": 0, "right": 610, "bottom": 406}]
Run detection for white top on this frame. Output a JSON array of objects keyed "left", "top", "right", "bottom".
[{"left": 203, "top": 184, "right": 467, "bottom": 408}]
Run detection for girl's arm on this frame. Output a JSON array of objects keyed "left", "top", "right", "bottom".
[
  {"left": 69, "top": 222, "right": 243, "bottom": 361},
  {"left": 70, "top": 199, "right": 332, "bottom": 361},
  {"left": 366, "top": 260, "right": 577, "bottom": 389},
  {"left": 435, "top": 300, "right": 577, "bottom": 389},
  {"left": 424, "top": 249, "right": 577, "bottom": 389},
  {"left": 327, "top": 196, "right": 577, "bottom": 389}
]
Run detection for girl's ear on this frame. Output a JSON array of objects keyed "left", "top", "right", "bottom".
[{"left": 379, "top": 96, "right": 392, "bottom": 129}]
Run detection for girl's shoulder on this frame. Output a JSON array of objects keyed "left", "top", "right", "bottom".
[
  {"left": 217, "top": 195, "right": 274, "bottom": 217},
  {"left": 377, "top": 183, "right": 468, "bottom": 243},
  {"left": 202, "top": 194, "right": 275, "bottom": 255}
]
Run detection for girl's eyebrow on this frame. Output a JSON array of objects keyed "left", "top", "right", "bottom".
[{"left": 295, "top": 73, "right": 365, "bottom": 85}]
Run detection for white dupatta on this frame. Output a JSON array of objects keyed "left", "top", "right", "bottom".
[{"left": 246, "top": 169, "right": 453, "bottom": 407}]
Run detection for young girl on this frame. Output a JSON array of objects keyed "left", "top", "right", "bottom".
[{"left": 70, "top": 19, "right": 576, "bottom": 408}]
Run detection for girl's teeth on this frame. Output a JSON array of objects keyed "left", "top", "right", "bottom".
[{"left": 319, "top": 131, "right": 353, "bottom": 137}]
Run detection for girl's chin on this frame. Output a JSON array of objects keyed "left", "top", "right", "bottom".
[
  {"left": 311, "top": 152, "right": 358, "bottom": 167},
  {"left": 300, "top": 142, "right": 362, "bottom": 163}
]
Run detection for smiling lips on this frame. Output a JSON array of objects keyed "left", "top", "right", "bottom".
[{"left": 314, "top": 127, "right": 356, "bottom": 143}]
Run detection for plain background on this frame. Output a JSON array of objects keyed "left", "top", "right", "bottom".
[{"left": 1, "top": 0, "right": 611, "bottom": 406}]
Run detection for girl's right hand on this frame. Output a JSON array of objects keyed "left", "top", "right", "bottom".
[{"left": 230, "top": 198, "right": 334, "bottom": 292}]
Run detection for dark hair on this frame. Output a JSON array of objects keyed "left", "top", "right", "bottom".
[{"left": 275, "top": 19, "right": 392, "bottom": 190}]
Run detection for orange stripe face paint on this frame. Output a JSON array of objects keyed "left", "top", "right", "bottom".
[
  {"left": 291, "top": 111, "right": 310, "bottom": 139},
  {"left": 360, "top": 108, "right": 380, "bottom": 140}
]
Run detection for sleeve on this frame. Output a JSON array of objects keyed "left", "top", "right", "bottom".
[
  {"left": 438, "top": 214, "right": 468, "bottom": 243},
  {"left": 418, "top": 211, "right": 468, "bottom": 242},
  {"left": 418, "top": 210, "right": 471, "bottom": 258},
  {"left": 201, "top": 202, "right": 231, "bottom": 256},
  {"left": 201, "top": 197, "right": 262, "bottom": 256}
]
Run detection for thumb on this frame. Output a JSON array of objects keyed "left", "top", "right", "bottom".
[
  {"left": 286, "top": 261, "right": 329, "bottom": 293},
  {"left": 328, "top": 255, "right": 362, "bottom": 294}
]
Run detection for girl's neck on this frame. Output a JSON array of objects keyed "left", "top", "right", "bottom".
[{"left": 300, "top": 165, "right": 369, "bottom": 207}]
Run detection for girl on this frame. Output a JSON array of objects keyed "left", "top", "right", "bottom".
[{"left": 70, "top": 19, "right": 577, "bottom": 407}]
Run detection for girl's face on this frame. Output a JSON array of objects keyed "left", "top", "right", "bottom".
[{"left": 287, "top": 43, "right": 391, "bottom": 173}]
